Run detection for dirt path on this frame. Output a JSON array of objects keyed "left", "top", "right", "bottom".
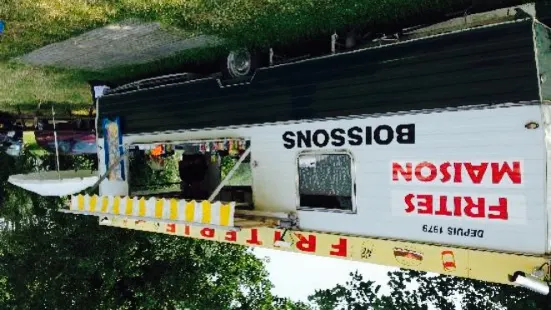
[{"left": 19, "top": 19, "right": 220, "bottom": 71}]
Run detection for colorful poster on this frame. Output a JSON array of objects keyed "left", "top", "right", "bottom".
[{"left": 102, "top": 117, "right": 125, "bottom": 181}]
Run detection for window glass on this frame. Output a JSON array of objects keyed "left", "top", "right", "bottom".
[
  {"left": 298, "top": 153, "right": 353, "bottom": 211},
  {"left": 221, "top": 155, "right": 252, "bottom": 186}
]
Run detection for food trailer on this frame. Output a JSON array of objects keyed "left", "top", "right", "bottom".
[{"left": 20, "top": 4, "right": 551, "bottom": 294}]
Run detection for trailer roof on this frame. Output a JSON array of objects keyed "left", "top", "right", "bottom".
[{"left": 98, "top": 19, "right": 539, "bottom": 136}]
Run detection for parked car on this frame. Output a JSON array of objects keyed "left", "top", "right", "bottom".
[
  {"left": 0, "top": 134, "right": 23, "bottom": 157},
  {"left": 0, "top": 116, "right": 24, "bottom": 157},
  {"left": 34, "top": 130, "right": 96, "bottom": 155},
  {"left": 33, "top": 117, "right": 97, "bottom": 155}
]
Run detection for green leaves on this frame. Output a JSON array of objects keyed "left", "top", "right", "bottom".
[
  {"left": 0, "top": 204, "right": 279, "bottom": 309},
  {"left": 308, "top": 271, "right": 390, "bottom": 310},
  {"left": 306, "top": 268, "right": 549, "bottom": 310},
  {"left": 0, "top": 151, "right": 282, "bottom": 310}
]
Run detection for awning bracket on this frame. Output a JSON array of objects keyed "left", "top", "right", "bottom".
[{"left": 208, "top": 147, "right": 251, "bottom": 202}]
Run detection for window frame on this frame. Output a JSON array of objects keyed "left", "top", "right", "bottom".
[{"left": 295, "top": 149, "right": 357, "bottom": 214}]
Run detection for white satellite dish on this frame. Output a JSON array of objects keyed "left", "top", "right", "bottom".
[{"left": 8, "top": 170, "right": 99, "bottom": 197}]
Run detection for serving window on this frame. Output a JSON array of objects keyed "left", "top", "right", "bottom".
[
  {"left": 297, "top": 151, "right": 355, "bottom": 213},
  {"left": 127, "top": 138, "right": 253, "bottom": 208}
]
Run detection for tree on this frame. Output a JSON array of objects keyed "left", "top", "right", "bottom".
[
  {"left": 307, "top": 269, "right": 550, "bottom": 310},
  {"left": 0, "top": 150, "right": 283, "bottom": 310},
  {"left": 272, "top": 297, "right": 313, "bottom": 310}
]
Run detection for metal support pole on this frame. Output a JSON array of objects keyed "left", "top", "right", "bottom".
[
  {"left": 51, "top": 106, "right": 60, "bottom": 179},
  {"left": 208, "top": 147, "right": 251, "bottom": 202},
  {"left": 331, "top": 32, "right": 338, "bottom": 54},
  {"left": 86, "top": 152, "right": 128, "bottom": 195}
]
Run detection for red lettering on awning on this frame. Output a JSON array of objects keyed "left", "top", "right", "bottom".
[
  {"left": 295, "top": 234, "right": 317, "bottom": 252},
  {"left": 246, "top": 229, "right": 262, "bottom": 245},
  {"left": 200, "top": 228, "right": 215, "bottom": 238},
  {"left": 225, "top": 231, "right": 237, "bottom": 242},
  {"left": 273, "top": 230, "right": 283, "bottom": 243},
  {"left": 330, "top": 238, "right": 348, "bottom": 257}
]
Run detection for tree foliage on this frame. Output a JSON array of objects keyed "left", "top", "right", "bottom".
[
  {"left": 307, "top": 269, "right": 550, "bottom": 310},
  {"left": 0, "top": 150, "right": 282, "bottom": 310},
  {"left": 128, "top": 149, "right": 180, "bottom": 191}
]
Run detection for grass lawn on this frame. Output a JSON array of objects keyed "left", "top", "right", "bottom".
[
  {"left": 0, "top": 0, "right": 530, "bottom": 113},
  {"left": 0, "top": 62, "right": 94, "bottom": 113},
  {"left": 22, "top": 131, "right": 48, "bottom": 156},
  {"left": 0, "top": 47, "right": 226, "bottom": 114}
]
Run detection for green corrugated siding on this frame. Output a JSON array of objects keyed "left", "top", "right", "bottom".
[{"left": 99, "top": 20, "right": 540, "bottom": 135}]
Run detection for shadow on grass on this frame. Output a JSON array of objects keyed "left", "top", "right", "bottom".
[{"left": 1, "top": 102, "right": 94, "bottom": 118}]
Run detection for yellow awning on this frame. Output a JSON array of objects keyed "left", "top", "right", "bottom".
[{"left": 63, "top": 195, "right": 236, "bottom": 228}]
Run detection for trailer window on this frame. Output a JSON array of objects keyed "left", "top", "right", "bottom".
[{"left": 297, "top": 152, "right": 354, "bottom": 212}]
